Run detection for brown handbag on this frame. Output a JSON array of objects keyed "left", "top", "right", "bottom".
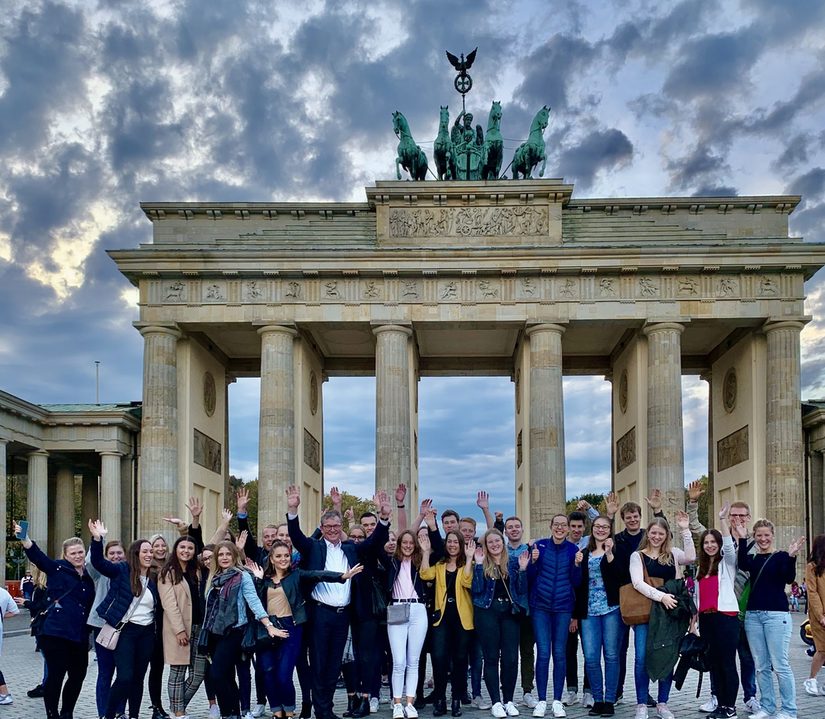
[{"left": 619, "top": 555, "right": 665, "bottom": 625}]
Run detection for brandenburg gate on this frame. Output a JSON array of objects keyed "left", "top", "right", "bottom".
[{"left": 110, "top": 179, "right": 825, "bottom": 549}]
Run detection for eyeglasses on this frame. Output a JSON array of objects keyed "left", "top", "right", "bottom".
[{"left": 593, "top": 524, "right": 611, "bottom": 531}]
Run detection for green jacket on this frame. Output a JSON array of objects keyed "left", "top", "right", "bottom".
[{"left": 646, "top": 577, "right": 695, "bottom": 681}]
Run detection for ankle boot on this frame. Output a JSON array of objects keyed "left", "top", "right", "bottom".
[
  {"left": 451, "top": 699, "right": 462, "bottom": 717},
  {"left": 299, "top": 702, "right": 312, "bottom": 719},
  {"left": 433, "top": 699, "right": 447, "bottom": 717},
  {"left": 352, "top": 696, "right": 370, "bottom": 718},
  {"left": 344, "top": 695, "right": 356, "bottom": 717}
]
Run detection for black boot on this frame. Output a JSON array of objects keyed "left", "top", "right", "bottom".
[
  {"left": 433, "top": 699, "right": 447, "bottom": 717},
  {"left": 451, "top": 699, "right": 462, "bottom": 717},
  {"left": 414, "top": 694, "right": 427, "bottom": 710},
  {"left": 600, "top": 703, "right": 614, "bottom": 717},
  {"left": 344, "top": 695, "right": 356, "bottom": 717},
  {"left": 588, "top": 703, "right": 604, "bottom": 716},
  {"left": 299, "top": 702, "right": 313, "bottom": 719},
  {"left": 354, "top": 696, "right": 372, "bottom": 718},
  {"left": 151, "top": 708, "right": 171, "bottom": 719},
  {"left": 27, "top": 685, "right": 45, "bottom": 698}
]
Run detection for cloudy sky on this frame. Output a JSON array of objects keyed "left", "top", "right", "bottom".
[{"left": 2, "top": 0, "right": 825, "bottom": 523}]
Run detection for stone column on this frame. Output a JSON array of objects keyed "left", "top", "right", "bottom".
[
  {"left": 764, "top": 320, "right": 806, "bottom": 558},
  {"left": 809, "top": 450, "right": 825, "bottom": 547},
  {"left": 526, "top": 323, "right": 566, "bottom": 527},
  {"left": 643, "top": 322, "right": 685, "bottom": 519},
  {"left": 138, "top": 325, "right": 180, "bottom": 539},
  {"left": 258, "top": 325, "right": 297, "bottom": 524},
  {"left": 373, "top": 324, "right": 413, "bottom": 496},
  {"left": 702, "top": 371, "right": 715, "bottom": 520},
  {"left": 27, "top": 450, "right": 49, "bottom": 548},
  {"left": 0, "top": 440, "right": 6, "bottom": 582},
  {"left": 54, "top": 466, "right": 76, "bottom": 544},
  {"left": 100, "top": 451, "right": 122, "bottom": 539},
  {"left": 81, "top": 472, "right": 99, "bottom": 543}
]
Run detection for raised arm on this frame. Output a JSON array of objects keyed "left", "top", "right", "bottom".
[
  {"left": 395, "top": 484, "right": 408, "bottom": 530},
  {"left": 686, "top": 481, "right": 707, "bottom": 536},
  {"left": 477, "top": 491, "right": 495, "bottom": 530},
  {"left": 88, "top": 520, "right": 121, "bottom": 578},
  {"left": 208, "top": 508, "right": 233, "bottom": 546},
  {"left": 674, "top": 511, "right": 696, "bottom": 564}
]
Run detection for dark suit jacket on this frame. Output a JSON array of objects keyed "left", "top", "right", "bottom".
[{"left": 287, "top": 513, "right": 390, "bottom": 576}]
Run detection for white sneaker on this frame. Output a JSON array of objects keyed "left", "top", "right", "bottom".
[
  {"left": 744, "top": 698, "right": 761, "bottom": 714},
  {"left": 749, "top": 711, "right": 772, "bottom": 719},
  {"left": 505, "top": 702, "right": 519, "bottom": 716},
  {"left": 242, "top": 712, "right": 255, "bottom": 719},
  {"left": 522, "top": 693, "right": 538, "bottom": 709},
  {"left": 252, "top": 704, "right": 267, "bottom": 718},
  {"left": 491, "top": 703, "right": 507, "bottom": 719},
  {"left": 581, "top": 692, "right": 594, "bottom": 709},
  {"left": 550, "top": 701, "right": 566, "bottom": 718},
  {"left": 699, "top": 695, "right": 717, "bottom": 712},
  {"left": 393, "top": 703, "right": 405, "bottom": 719},
  {"left": 473, "top": 696, "right": 493, "bottom": 710},
  {"left": 776, "top": 713, "right": 796, "bottom": 719},
  {"left": 655, "top": 704, "right": 674, "bottom": 719},
  {"left": 561, "top": 691, "right": 578, "bottom": 707},
  {"left": 370, "top": 697, "right": 379, "bottom": 713},
  {"left": 634, "top": 707, "right": 648, "bottom": 719},
  {"left": 405, "top": 703, "right": 418, "bottom": 719},
  {"left": 0, "top": 695, "right": 12, "bottom": 706},
  {"left": 804, "top": 677, "right": 820, "bottom": 695},
  {"left": 209, "top": 705, "right": 221, "bottom": 719},
  {"left": 532, "top": 700, "right": 546, "bottom": 718}
]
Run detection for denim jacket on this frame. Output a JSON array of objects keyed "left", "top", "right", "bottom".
[{"left": 471, "top": 556, "right": 528, "bottom": 613}]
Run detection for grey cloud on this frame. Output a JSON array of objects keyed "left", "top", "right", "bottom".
[
  {"left": 692, "top": 185, "right": 738, "bottom": 197},
  {"left": 0, "top": 2, "right": 90, "bottom": 157},
  {"left": 666, "top": 146, "right": 730, "bottom": 193},
  {"left": 774, "top": 134, "right": 814, "bottom": 171},
  {"left": 663, "top": 29, "right": 762, "bottom": 100},
  {"left": 557, "top": 128, "right": 634, "bottom": 190},
  {"left": 789, "top": 168, "right": 825, "bottom": 200}
]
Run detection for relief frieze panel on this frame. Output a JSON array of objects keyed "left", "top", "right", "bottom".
[
  {"left": 717, "top": 425, "right": 749, "bottom": 472},
  {"left": 388, "top": 206, "right": 548, "bottom": 238},
  {"left": 149, "top": 273, "right": 799, "bottom": 306}
]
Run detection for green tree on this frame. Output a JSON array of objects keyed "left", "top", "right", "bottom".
[
  {"left": 565, "top": 492, "right": 606, "bottom": 515},
  {"left": 323, "top": 491, "right": 376, "bottom": 530}
]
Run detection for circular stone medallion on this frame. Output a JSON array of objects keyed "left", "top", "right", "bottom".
[
  {"left": 203, "top": 371, "right": 216, "bottom": 417},
  {"left": 619, "top": 369, "right": 628, "bottom": 414},
  {"left": 309, "top": 371, "right": 318, "bottom": 415},
  {"left": 723, "top": 368, "right": 737, "bottom": 413}
]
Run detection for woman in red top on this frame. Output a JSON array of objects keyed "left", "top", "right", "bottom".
[{"left": 693, "top": 504, "right": 739, "bottom": 719}]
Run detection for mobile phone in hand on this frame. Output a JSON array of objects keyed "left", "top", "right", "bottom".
[{"left": 15, "top": 520, "right": 28, "bottom": 540}]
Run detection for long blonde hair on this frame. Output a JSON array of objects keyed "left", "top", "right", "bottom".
[
  {"left": 637, "top": 517, "right": 674, "bottom": 566},
  {"left": 206, "top": 540, "right": 245, "bottom": 587},
  {"left": 480, "top": 528, "right": 509, "bottom": 580}
]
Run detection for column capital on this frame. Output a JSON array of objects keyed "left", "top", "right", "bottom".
[
  {"left": 98, "top": 450, "right": 123, "bottom": 458},
  {"left": 525, "top": 322, "right": 567, "bottom": 337},
  {"left": 642, "top": 321, "right": 685, "bottom": 337},
  {"left": 135, "top": 323, "right": 181, "bottom": 339},
  {"left": 256, "top": 323, "right": 298, "bottom": 337},
  {"left": 762, "top": 317, "right": 810, "bottom": 334},
  {"left": 27, "top": 449, "right": 49, "bottom": 458},
  {"left": 700, "top": 370, "right": 712, "bottom": 383},
  {"left": 372, "top": 323, "right": 413, "bottom": 338}
]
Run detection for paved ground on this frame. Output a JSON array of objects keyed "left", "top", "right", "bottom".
[{"left": 0, "top": 612, "right": 822, "bottom": 719}]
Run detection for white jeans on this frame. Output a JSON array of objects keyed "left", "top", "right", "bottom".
[{"left": 388, "top": 602, "right": 429, "bottom": 699}]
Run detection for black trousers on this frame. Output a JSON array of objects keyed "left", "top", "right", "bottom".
[
  {"left": 309, "top": 603, "right": 350, "bottom": 719},
  {"left": 108, "top": 623, "right": 155, "bottom": 719},
  {"left": 208, "top": 627, "right": 246, "bottom": 717},
  {"left": 39, "top": 634, "right": 89, "bottom": 718},
  {"left": 565, "top": 626, "right": 590, "bottom": 691},
  {"left": 430, "top": 601, "right": 470, "bottom": 702},
  {"left": 352, "top": 616, "right": 382, "bottom": 696},
  {"left": 474, "top": 602, "right": 520, "bottom": 705},
  {"left": 148, "top": 628, "right": 165, "bottom": 707},
  {"left": 519, "top": 613, "right": 535, "bottom": 693},
  {"left": 700, "top": 612, "right": 740, "bottom": 710}
]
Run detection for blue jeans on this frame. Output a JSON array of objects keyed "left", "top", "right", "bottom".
[
  {"left": 258, "top": 619, "right": 303, "bottom": 713},
  {"left": 93, "top": 627, "right": 127, "bottom": 717},
  {"left": 744, "top": 611, "right": 797, "bottom": 717},
  {"left": 632, "top": 623, "right": 672, "bottom": 705},
  {"left": 580, "top": 608, "right": 621, "bottom": 703},
  {"left": 532, "top": 609, "right": 571, "bottom": 702}
]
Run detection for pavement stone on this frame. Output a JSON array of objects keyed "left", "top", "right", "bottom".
[{"left": 0, "top": 612, "right": 822, "bottom": 719}]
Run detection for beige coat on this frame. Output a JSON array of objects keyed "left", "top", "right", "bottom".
[{"left": 158, "top": 574, "right": 195, "bottom": 666}]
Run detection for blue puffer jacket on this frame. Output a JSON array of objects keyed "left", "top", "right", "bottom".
[
  {"left": 471, "top": 556, "right": 528, "bottom": 613},
  {"left": 90, "top": 538, "right": 160, "bottom": 627},
  {"left": 23, "top": 542, "right": 95, "bottom": 644},
  {"left": 526, "top": 538, "right": 582, "bottom": 613}
]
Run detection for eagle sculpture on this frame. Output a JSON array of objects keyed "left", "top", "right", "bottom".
[{"left": 446, "top": 47, "right": 477, "bottom": 73}]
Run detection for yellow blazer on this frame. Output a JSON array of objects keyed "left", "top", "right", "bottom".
[{"left": 420, "top": 561, "right": 474, "bottom": 630}]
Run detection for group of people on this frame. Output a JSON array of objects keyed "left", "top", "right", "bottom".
[{"left": 5, "top": 481, "right": 819, "bottom": 719}]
